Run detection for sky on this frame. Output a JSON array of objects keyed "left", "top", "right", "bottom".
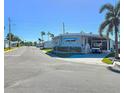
[{"left": 4, "top": 0, "right": 117, "bottom": 42}]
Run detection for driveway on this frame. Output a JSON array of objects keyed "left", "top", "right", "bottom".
[
  {"left": 5, "top": 46, "right": 119, "bottom": 93},
  {"left": 55, "top": 54, "right": 108, "bottom": 66}
]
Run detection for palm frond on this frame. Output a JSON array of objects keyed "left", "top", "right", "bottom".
[
  {"left": 41, "top": 31, "right": 45, "bottom": 35},
  {"left": 107, "top": 22, "right": 114, "bottom": 33},
  {"left": 47, "top": 32, "right": 51, "bottom": 35},
  {"left": 115, "top": 1, "right": 120, "bottom": 16},
  {"left": 100, "top": 3, "right": 114, "bottom": 13},
  {"left": 99, "top": 20, "right": 110, "bottom": 36},
  {"left": 105, "top": 12, "right": 114, "bottom": 20}
]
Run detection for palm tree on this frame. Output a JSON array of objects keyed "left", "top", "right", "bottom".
[
  {"left": 41, "top": 31, "right": 45, "bottom": 47},
  {"left": 47, "top": 32, "right": 54, "bottom": 40},
  {"left": 41, "top": 31, "right": 45, "bottom": 44},
  {"left": 6, "top": 33, "right": 14, "bottom": 41},
  {"left": 38, "top": 38, "right": 41, "bottom": 44},
  {"left": 99, "top": 2, "right": 120, "bottom": 58},
  {"left": 50, "top": 33, "right": 54, "bottom": 40},
  {"left": 47, "top": 32, "right": 51, "bottom": 41},
  {"left": 15, "top": 36, "right": 21, "bottom": 47}
]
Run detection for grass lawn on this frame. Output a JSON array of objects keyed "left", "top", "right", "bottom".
[
  {"left": 102, "top": 52, "right": 115, "bottom": 64},
  {"left": 4, "top": 48, "right": 12, "bottom": 51},
  {"left": 4, "top": 47, "right": 20, "bottom": 52},
  {"left": 41, "top": 48, "right": 53, "bottom": 53},
  {"left": 102, "top": 58, "right": 113, "bottom": 64}
]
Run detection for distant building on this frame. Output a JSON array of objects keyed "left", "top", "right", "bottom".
[
  {"left": 11, "top": 41, "right": 19, "bottom": 47},
  {"left": 4, "top": 39, "right": 9, "bottom": 48},
  {"left": 52, "top": 32, "right": 114, "bottom": 53},
  {"left": 4, "top": 39, "right": 19, "bottom": 48},
  {"left": 36, "top": 42, "right": 43, "bottom": 48},
  {"left": 44, "top": 41, "right": 53, "bottom": 48}
]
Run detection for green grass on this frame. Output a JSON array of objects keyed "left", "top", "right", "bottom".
[
  {"left": 41, "top": 48, "right": 53, "bottom": 53},
  {"left": 102, "top": 52, "right": 115, "bottom": 64},
  {"left": 4, "top": 48, "right": 12, "bottom": 51},
  {"left": 102, "top": 58, "right": 113, "bottom": 64}
]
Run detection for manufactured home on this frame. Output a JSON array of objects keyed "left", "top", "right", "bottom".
[{"left": 52, "top": 32, "right": 114, "bottom": 53}]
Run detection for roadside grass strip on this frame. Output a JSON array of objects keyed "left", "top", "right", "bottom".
[
  {"left": 102, "top": 58, "right": 113, "bottom": 64},
  {"left": 101, "top": 52, "right": 115, "bottom": 64},
  {"left": 41, "top": 48, "right": 53, "bottom": 53},
  {"left": 4, "top": 47, "right": 18, "bottom": 53}
]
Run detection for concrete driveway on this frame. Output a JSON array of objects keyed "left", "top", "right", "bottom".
[
  {"left": 5, "top": 46, "right": 119, "bottom": 93},
  {"left": 55, "top": 54, "right": 108, "bottom": 66}
]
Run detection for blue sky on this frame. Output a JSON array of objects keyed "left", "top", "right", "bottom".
[{"left": 4, "top": 0, "right": 117, "bottom": 42}]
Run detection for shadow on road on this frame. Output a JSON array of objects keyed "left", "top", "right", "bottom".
[{"left": 107, "top": 66, "right": 120, "bottom": 74}]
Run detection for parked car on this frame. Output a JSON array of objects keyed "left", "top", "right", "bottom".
[{"left": 92, "top": 48, "right": 101, "bottom": 54}]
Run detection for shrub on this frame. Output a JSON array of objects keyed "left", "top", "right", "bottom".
[{"left": 105, "top": 52, "right": 115, "bottom": 58}]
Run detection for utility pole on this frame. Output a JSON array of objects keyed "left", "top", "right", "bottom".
[
  {"left": 62, "top": 22, "right": 65, "bottom": 34},
  {"left": 8, "top": 17, "right": 11, "bottom": 49}
]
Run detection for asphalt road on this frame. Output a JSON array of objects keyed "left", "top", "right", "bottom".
[{"left": 4, "top": 46, "right": 120, "bottom": 93}]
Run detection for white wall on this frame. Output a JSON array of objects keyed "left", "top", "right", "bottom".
[
  {"left": 44, "top": 41, "right": 54, "bottom": 48},
  {"left": 4, "top": 40, "right": 9, "bottom": 48},
  {"left": 61, "top": 35, "right": 82, "bottom": 47}
]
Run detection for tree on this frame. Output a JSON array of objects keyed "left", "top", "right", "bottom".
[
  {"left": 6, "top": 33, "right": 22, "bottom": 47},
  {"left": 50, "top": 33, "right": 54, "bottom": 40},
  {"left": 47, "top": 32, "right": 51, "bottom": 41},
  {"left": 6, "top": 33, "right": 14, "bottom": 41},
  {"left": 41, "top": 31, "right": 45, "bottom": 42},
  {"left": 34, "top": 41, "right": 37, "bottom": 46},
  {"left": 20, "top": 41, "right": 24, "bottom": 46},
  {"left": 47, "top": 32, "right": 54, "bottom": 40},
  {"left": 38, "top": 38, "right": 41, "bottom": 43},
  {"left": 40, "top": 31, "right": 45, "bottom": 48},
  {"left": 6, "top": 33, "right": 21, "bottom": 42},
  {"left": 99, "top": 2, "right": 120, "bottom": 58}
]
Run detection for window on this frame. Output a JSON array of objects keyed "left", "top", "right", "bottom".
[{"left": 66, "top": 40, "right": 76, "bottom": 42}]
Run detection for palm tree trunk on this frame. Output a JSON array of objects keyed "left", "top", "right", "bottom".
[
  {"left": 48, "top": 35, "right": 49, "bottom": 41},
  {"left": 41, "top": 35, "right": 44, "bottom": 48},
  {"left": 115, "top": 26, "right": 119, "bottom": 58},
  {"left": 107, "top": 32, "right": 109, "bottom": 51}
]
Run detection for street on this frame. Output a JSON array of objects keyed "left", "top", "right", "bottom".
[{"left": 4, "top": 46, "right": 120, "bottom": 93}]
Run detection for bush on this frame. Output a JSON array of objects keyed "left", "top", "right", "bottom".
[{"left": 105, "top": 52, "right": 115, "bottom": 58}]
